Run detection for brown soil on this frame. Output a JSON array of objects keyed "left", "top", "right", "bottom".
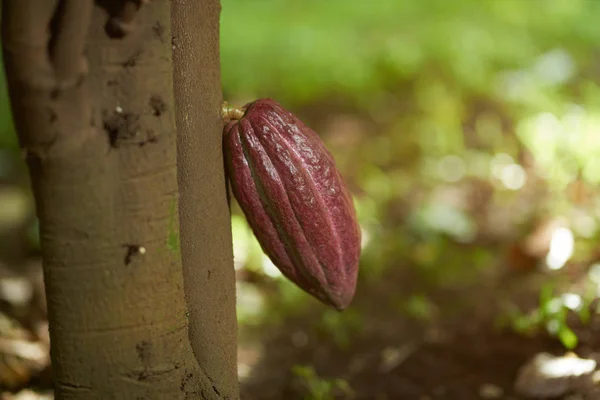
[{"left": 240, "top": 265, "right": 600, "bottom": 400}]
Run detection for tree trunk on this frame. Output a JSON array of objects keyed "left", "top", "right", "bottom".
[
  {"left": 1, "top": 1, "right": 234, "bottom": 398},
  {"left": 171, "top": 0, "right": 239, "bottom": 398}
]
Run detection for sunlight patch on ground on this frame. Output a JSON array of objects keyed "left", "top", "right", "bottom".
[
  {"left": 545, "top": 227, "right": 574, "bottom": 270},
  {"left": 3, "top": 390, "right": 53, "bottom": 400},
  {"left": 516, "top": 352, "right": 597, "bottom": 398},
  {"left": 0, "top": 277, "right": 33, "bottom": 307},
  {"left": 537, "top": 353, "right": 595, "bottom": 378},
  {"left": 561, "top": 293, "right": 583, "bottom": 311}
]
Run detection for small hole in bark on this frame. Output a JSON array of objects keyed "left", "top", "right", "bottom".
[
  {"left": 104, "top": 111, "right": 140, "bottom": 148},
  {"left": 123, "top": 244, "right": 145, "bottom": 265},
  {"left": 50, "top": 88, "right": 61, "bottom": 100},
  {"left": 135, "top": 340, "right": 151, "bottom": 362},
  {"left": 152, "top": 21, "right": 164, "bottom": 40},
  {"left": 48, "top": 109, "right": 57, "bottom": 123},
  {"left": 76, "top": 74, "right": 85, "bottom": 88},
  {"left": 138, "top": 133, "right": 158, "bottom": 147},
  {"left": 180, "top": 372, "right": 193, "bottom": 391},
  {"left": 122, "top": 50, "right": 142, "bottom": 68},
  {"left": 105, "top": 18, "right": 131, "bottom": 39},
  {"left": 149, "top": 95, "right": 167, "bottom": 116}
]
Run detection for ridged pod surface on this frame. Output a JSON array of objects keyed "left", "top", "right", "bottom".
[{"left": 223, "top": 99, "right": 361, "bottom": 310}]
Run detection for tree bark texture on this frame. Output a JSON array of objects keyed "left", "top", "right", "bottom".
[
  {"left": 172, "top": 1, "right": 239, "bottom": 398},
  {"left": 1, "top": 1, "right": 231, "bottom": 398}
]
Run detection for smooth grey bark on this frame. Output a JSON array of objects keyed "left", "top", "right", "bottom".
[{"left": 172, "top": 0, "right": 239, "bottom": 398}]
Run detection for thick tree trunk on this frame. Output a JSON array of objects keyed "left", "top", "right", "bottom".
[
  {"left": 171, "top": 1, "right": 239, "bottom": 398},
  {"left": 0, "top": 1, "right": 230, "bottom": 398}
]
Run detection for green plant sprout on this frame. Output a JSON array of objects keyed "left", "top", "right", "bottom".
[
  {"left": 498, "top": 282, "right": 597, "bottom": 350},
  {"left": 292, "top": 365, "right": 354, "bottom": 400},
  {"left": 318, "top": 308, "right": 362, "bottom": 350},
  {"left": 403, "top": 293, "right": 437, "bottom": 322}
]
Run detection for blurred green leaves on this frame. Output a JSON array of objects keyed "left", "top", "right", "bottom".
[
  {"left": 518, "top": 107, "right": 600, "bottom": 190},
  {"left": 222, "top": 0, "right": 600, "bottom": 106},
  {"left": 499, "top": 282, "right": 598, "bottom": 350},
  {"left": 318, "top": 308, "right": 362, "bottom": 350},
  {"left": 292, "top": 364, "right": 354, "bottom": 400}
]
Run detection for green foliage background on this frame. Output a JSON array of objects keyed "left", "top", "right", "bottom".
[
  {"left": 222, "top": 0, "right": 600, "bottom": 106},
  {"left": 219, "top": 0, "right": 600, "bottom": 331}
]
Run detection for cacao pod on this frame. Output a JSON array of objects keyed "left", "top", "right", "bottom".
[{"left": 222, "top": 99, "right": 361, "bottom": 310}]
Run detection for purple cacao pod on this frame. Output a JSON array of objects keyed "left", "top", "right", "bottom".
[{"left": 223, "top": 99, "right": 361, "bottom": 310}]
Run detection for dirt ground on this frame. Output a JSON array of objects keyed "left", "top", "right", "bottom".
[{"left": 240, "top": 264, "right": 600, "bottom": 400}]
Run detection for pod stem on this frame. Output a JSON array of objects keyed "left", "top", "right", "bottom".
[{"left": 221, "top": 101, "right": 245, "bottom": 122}]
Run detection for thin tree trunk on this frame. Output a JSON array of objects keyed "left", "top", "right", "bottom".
[
  {"left": 172, "top": 0, "right": 239, "bottom": 398},
  {"left": 1, "top": 1, "right": 217, "bottom": 398}
]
